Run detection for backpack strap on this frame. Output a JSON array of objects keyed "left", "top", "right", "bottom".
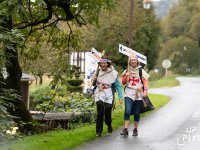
[
  {"left": 139, "top": 68, "right": 144, "bottom": 91},
  {"left": 111, "top": 83, "right": 116, "bottom": 110}
]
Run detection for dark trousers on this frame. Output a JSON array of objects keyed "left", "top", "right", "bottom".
[{"left": 96, "top": 101, "right": 112, "bottom": 134}]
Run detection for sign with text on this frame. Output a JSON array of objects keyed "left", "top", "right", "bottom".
[{"left": 119, "top": 44, "right": 147, "bottom": 64}]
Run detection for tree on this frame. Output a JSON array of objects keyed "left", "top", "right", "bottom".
[
  {"left": 0, "top": 0, "right": 118, "bottom": 133},
  {"left": 81, "top": 0, "right": 160, "bottom": 71},
  {"left": 160, "top": 0, "right": 200, "bottom": 74}
]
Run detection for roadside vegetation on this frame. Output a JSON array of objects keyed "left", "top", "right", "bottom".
[
  {"left": 149, "top": 75, "right": 180, "bottom": 88},
  {"left": 1, "top": 93, "right": 169, "bottom": 150},
  {"left": 1, "top": 76, "right": 174, "bottom": 150}
]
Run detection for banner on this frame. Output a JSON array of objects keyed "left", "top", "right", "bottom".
[
  {"left": 90, "top": 47, "right": 102, "bottom": 62},
  {"left": 84, "top": 48, "right": 102, "bottom": 93},
  {"left": 119, "top": 44, "right": 147, "bottom": 64}
]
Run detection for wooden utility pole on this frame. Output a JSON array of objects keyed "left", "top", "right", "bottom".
[{"left": 128, "top": 0, "right": 134, "bottom": 48}]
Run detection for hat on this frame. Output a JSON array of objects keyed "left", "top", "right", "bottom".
[
  {"left": 100, "top": 58, "right": 111, "bottom": 63},
  {"left": 100, "top": 55, "right": 111, "bottom": 63},
  {"left": 129, "top": 54, "right": 138, "bottom": 60}
]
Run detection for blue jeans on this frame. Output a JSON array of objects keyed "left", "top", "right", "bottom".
[{"left": 124, "top": 97, "right": 142, "bottom": 121}]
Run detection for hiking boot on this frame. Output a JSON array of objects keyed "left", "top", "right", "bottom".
[
  {"left": 108, "top": 126, "right": 113, "bottom": 133},
  {"left": 120, "top": 128, "right": 128, "bottom": 136},
  {"left": 132, "top": 128, "right": 138, "bottom": 136},
  {"left": 96, "top": 132, "right": 101, "bottom": 137}
]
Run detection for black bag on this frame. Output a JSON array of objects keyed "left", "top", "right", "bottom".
[
  {"left": 140, "top": 96, "right": 154, "bottom": 114},
  {"left": 139, "top": 68, "right": 154, "bottom": 113}
]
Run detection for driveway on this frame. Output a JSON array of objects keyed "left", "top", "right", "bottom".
[{"left": 74, "top": 77, "right": 200, "bottom": 150}]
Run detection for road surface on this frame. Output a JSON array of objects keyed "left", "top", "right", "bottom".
[{"left": 74, "top": 77, "right": 200, "bottom": 150}]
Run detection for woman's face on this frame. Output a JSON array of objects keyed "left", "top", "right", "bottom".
[
  {"left": 129, "top": 59, "right": 138, "bottom": 68},
  {"left": 99, "top": 62, "right": 108, "bottom": 71}
]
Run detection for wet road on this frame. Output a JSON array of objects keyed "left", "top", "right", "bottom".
[{"left": 74, "top": 77, "right": 200, "bottom": 150}]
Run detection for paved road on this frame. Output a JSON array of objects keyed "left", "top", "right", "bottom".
[{"left": 74, "top": 77, "right": 200, "bottom": 150}]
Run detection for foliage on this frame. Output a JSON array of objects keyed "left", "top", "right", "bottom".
[
  {"left": 67, "top": 86, "right": 83, "bottom": 93},
  {"left": 81, "top": 0, "right": 160, "bottom": 71},
  {"left": 66, "top": 78, "right": 83, "bottom": 92},
  {"left": 65, "top": 65, "right": 83, "bottom": 92},
  {"left": 66, "top": 79, "right": 83, "bottom": 86},
  {"left": 66, "top": 65, "right": 81, "bottom": 79},
  {"left": 160, "top": 0, "right": 200, "bottom": 74},
  {"left": 29, "top": 85, "right": 51, "bottom": 110},
  {"left": 0, "top": 87, "right": 21, "bottom": 142},
  {"left": 7, "top": 0, "right": 119, "bottom": 81},
  {"left": 1, "top": 93, "right": 170, "bottom": 150},
  {"left": 30, "top": 85, "right": 95, "bottom": 115},
  {"left": 0, "top": 0, "right": 119, "bottom": 133}
]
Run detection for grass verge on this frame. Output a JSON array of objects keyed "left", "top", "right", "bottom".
[
  {"left": 2, "top": 94, "right": 169, "bottom": 150},
  {"left": 149, "top": 76, "right": 180, "bottom": 88}
]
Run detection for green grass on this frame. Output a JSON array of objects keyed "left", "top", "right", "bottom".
[
  {"left": 1, "top": 93, "right": 169, "bottom": 150},
  {"left": 149, "top": 76, "right": 180, "bottom": 88},
  {"left": 1, "top": 77, "right": 176, "bottom": 150}
]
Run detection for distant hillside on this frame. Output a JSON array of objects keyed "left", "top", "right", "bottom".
[{"left": 153, "top": 0, "right": 179, "bottom": 19}]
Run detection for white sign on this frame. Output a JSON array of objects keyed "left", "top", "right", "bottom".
[
  {"left": 90, "top": 47, "right": 102, "bottom": 62},
  {"left": 162, "top": 59, "right": 171, "bottom": 69},
  {"left": 119, "top": 44, "right": 147, "bottom": 64},
  {"left": 84, "top": 52, "right": 98, "bottom": 93}
]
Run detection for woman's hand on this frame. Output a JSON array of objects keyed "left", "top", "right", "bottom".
[
  {"left": 143, "top": 90, "right": 148, "bottom": 97},
  {"left": 118, "top": 99, "right": 123, "bottom": 104},
  {"left": 126, "top": 74, "right": 130, "bottom": 82},
  {"left": 137, "top": 87, "right": 143, "bottom": 93}
]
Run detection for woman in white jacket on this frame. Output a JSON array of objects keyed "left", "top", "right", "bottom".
[{"left": 93, "top": 56, "right": 123, "bottom": 137}]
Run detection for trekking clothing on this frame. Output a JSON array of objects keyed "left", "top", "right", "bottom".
[
  {"left": 121, "top": 64, "right": 149, "bottom": 136},
  {"left": 122, "top": 65, "right": 149, "bottom": 101},
  {"left": 96, "top": 101, "right": 112, "bottom": 135},
  {"left": 133, "top": 128, "right": 138, "bottom": 136},
  {"left": 124, "top": 97, "right": 142, "bottom": 121},
  {"left": 95, "top": 66, "right": 122, "bottom": 104},
  {"left": 120, "top": 128, "right": 129, "bottom": 136},
  {"left": 95, "top": 66, "right": 122, "bottom": 136}
]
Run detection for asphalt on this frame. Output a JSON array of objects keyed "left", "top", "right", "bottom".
[{"left": 74, "top": 77, "right": 200, "bottom": 150}]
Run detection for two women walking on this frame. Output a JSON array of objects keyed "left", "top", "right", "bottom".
[{"left": 93, "top": 54, "right": 149, "bottom": 137}]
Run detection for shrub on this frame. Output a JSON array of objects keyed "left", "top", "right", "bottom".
[
  {"left": 0, "top": 87, "right": 20, "bottom": 142},
  {"left": 67, "top": 86, "right": 83, "bottom": 93},
  {"left": 29, "top": 86, "right": 51, "bottom": 110},
  {"left": 66, "top": 79, "right": 83, "bottom": 86}
]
